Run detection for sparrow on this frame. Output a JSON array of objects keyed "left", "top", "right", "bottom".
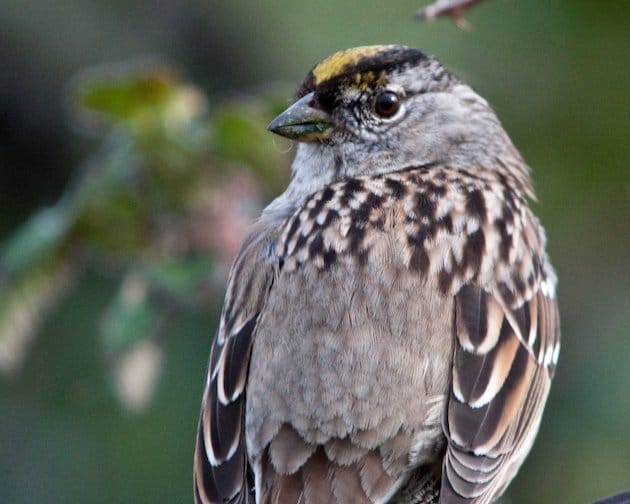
[{"left": 194, "top": 45, "right": 560, "bottom": 504}]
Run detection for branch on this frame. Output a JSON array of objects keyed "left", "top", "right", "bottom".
[{"left": 416, "top": 0, "right": 488, "bottom": 28}]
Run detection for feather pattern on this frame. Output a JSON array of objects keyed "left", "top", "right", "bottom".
[
  {"left": 442, "top": 286, "right": 559, "bottom": 503},
  {"left": 194, "top": 220, "right": 279, "bottom": 504}
]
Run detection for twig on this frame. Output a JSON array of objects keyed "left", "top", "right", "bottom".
[{"left": 416, "top": 0, "right": 488, "bottom": 28}]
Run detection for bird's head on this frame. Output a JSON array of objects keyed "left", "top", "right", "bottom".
[{"left": 267, "top": 45, "right": 528, "bottom": 208}]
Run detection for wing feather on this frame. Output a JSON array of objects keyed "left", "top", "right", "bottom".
[
  {"left": 442, "top": 284, "right": 560, "bottom": 503},
  {"left": 194, "top": 224, "right": 278, "bottom": 504}
]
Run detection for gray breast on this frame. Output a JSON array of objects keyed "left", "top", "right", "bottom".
[{"left": 245, "top": 174, "right": 456, "bottom": 474}]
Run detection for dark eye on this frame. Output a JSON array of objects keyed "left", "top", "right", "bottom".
[{"left": 374, "top": 91, "right": 400, "bottom": 118}]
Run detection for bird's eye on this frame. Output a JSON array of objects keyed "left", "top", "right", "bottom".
[{"left": 374, "top": 91, "right": 400, "bottom": 118}]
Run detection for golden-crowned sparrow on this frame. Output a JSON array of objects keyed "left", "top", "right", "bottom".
[{"left": 194, "top": 45, "right": 560, "bottom": 504}]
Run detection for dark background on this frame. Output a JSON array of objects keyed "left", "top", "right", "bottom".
[{"left": 1, "top": 1, "right": 628, "bottom": 502}]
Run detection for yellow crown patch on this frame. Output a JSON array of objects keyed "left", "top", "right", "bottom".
[{"left": 312, "top": 45, "right": 396, "bottom": 85}]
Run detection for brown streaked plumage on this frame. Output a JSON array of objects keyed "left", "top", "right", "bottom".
[{"left": 194, "top": 45, "right": 559, "bottom": 504}]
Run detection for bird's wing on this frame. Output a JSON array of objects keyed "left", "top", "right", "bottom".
[
  {"left": 194, "top": 221, "right": 278, "bottom": 504},
  {"left": 441, "top": 281, "right": 560, "bottom": 503}
]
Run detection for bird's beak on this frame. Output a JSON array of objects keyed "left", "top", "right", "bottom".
[{"left": 267, "top": 92, "right": 332, "bottom": 142}]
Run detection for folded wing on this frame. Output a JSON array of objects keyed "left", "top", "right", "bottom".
[{"left": 441, "top": 284, "right": 560, "bottom": 503}]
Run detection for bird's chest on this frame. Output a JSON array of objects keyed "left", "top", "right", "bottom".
[
  {"left": 245, "top": 170, "right": 522, "bottom": 459},
  {"left": 274, "top": 170, "right": 514, "bottom": 296},
  {"left": 246, "top": 207, "right": 457, "bottom": 459}
]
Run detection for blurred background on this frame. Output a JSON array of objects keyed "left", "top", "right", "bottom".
[{"left": 0, "top": 1, "right": 628, "bottom": 502}]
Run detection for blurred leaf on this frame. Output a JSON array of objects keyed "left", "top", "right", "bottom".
[
  {"left": 141, "top": 256, "right": 214, "bottom": 301},
  {"left": 113, "top": 338, "right": 163, "bottom": 413},
  {"left": 75, "top": 190, "right": 148, "bottom": 256},
  {"left": 210, "top": 98, "right": 289, "bottom": 193},
  {"left": 0, "top": 258, "right": 75, "bottom": 374},
  {"left": 0, "top": 206, "right": 71, "bottom": 278},
  {"left": 71, "top": 59, "right": 182, "bottom": 131},
  {"left": 100, "top": 273, "right": 162, "bottom": 354},
  {"left": 101, "top": 272, "right": 168, "bottom": 413}
]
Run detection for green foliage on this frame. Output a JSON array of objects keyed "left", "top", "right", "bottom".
[
  {"left": 74, "top": 61, "right": 179, "bottom": 126},
  {"left": 0, "top": 207, "right": 71, "bottom": 277},
  {"left": 0, "top": 60, "right": 285, "bottom": 399},
  {"left": 100, "top": 273, "right": 162, "bottom": 354},
  {"left": 210, "top": 98, "right": 291, "bottom": 193},
  {"left": 0, "top": 256, "right": 73, "bottom": 374},
  {"left": 141, "top": 256, "right": 214, "bottom": 302}
]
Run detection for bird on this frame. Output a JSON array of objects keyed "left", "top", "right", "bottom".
[{"left": 193, "top": 45, "right": 560, "bottom": 504}]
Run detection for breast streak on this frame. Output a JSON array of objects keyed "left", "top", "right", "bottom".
[{"left": 246, "top": 199, "right": 455, "bottom": 467}]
